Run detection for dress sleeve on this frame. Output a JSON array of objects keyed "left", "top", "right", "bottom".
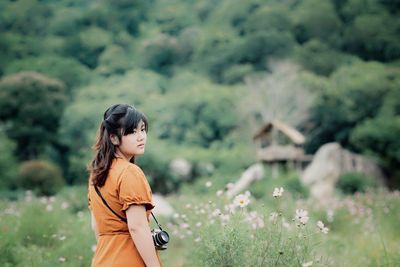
[{"left": 118, "top": 164, "right": 155, "bottom": 212}]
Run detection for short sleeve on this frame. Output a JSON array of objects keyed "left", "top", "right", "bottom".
[{"left": 118, "top": 164, "right": 155, "bottom": 212}]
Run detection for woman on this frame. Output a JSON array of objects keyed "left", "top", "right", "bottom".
[{"left": 88, "top": 104, "right": 162, "bottom": 267}]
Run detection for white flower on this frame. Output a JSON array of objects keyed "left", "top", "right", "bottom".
[
  {"left": 317, "top": 221, "right": 329, "bottom": 234},
  {"left": 195, "top": 222, "right": 202, "bottom": 227},
  {"left": 302, "top": 261, "right": 313, "bottom": 267},
  {"left": 212, "top": 209, "right": 222, "bottom": 217},
  {"left": 233, "top": 193, "right": 251, "bottom": 208},
  {"left": 224, "top": 203, "right": 236, "bottom": 214},
  {"left": 61, "top": 202, "right": 69, "bottom": 209},
  {"left": 273, "top": 187, "right": 284, "bottom": 198},
  {"left": 194, "top": 237, "right": 201, "bottom": 242},
  {"left": 226, "top": 183, "right": 234, "bottom": 190},
  {"left": 295, "top": 209, "right": 309, "bottom": 225},
  {"left": 58, "top": 256, "right": 66, "bottom": 262},
  {"left": 216, "top": 190, "right": 224, "bottom": 197},
  {"left": 205, "top": 181, "right": 212, "bottom": 188}
]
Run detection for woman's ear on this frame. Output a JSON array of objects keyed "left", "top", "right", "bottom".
[{"left": 110, "top": 134, "right": 120, "bottom": 146}]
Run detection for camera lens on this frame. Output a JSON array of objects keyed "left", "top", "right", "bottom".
[
  {"left": 159, "top": 231, "right": 169, "bottom": 243},
  {"left": 155, "top": 231, "right": 169, "bottom": 245}
]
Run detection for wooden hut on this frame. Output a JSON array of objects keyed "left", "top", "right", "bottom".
[{"left": 253, "top": 120, "right": 312, "bottom": 176}]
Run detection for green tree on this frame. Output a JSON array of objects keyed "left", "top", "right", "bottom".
[
  {"left": 307, "top": 62, "right": 398, "bottom": 152},
  {"left": 292, "top": 0, "right": 342, "bottom": 47},
  {"left": 343, "top": 13, "right": 400, "bottom": 61},
  {"left": 4, "top": 55, "right": 91, "bottom": 88},
  {"left": 295, "top": 39, "right": 360, "bottom": 76},
  {"left": 0, "top": 72, "right": 68, "bottom": 160}
]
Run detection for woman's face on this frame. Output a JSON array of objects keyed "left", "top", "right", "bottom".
[{"left": 117, "top": 120, "right": 147, "bottom": 159}]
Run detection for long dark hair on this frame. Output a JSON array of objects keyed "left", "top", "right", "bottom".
[{"left": 89, "top": 104, "right": 148, "bottom": 187}]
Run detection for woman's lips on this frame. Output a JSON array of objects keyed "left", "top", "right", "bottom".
[{"left": 138, "top": 144, "right": 145, "bottom": 148}]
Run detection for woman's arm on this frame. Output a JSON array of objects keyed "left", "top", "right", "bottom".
[
  {"left": 90, "top": 211, "right": 99, "bottom": 242},
  {"left": 126, "top": 205, "right": 161, "bottom": 267}
]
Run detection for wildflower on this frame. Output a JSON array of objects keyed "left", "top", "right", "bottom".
[
  {"left": 61, "top": 202, "right": 69, "bottom": 209},
  {"left": 224, "top": 203, "right": 236, "bottom": 214},
  {"left": 59, "top": 235, "right": 66, "bottom": 241},
  {"left": 46, "top": 204, "right": 53, "bottom": 212},
  {"left": 295, "top": 209, "right": 309, "bottom": 225},
  {"left": 58, "top": 256, "right": 66, "bottom": 262},
  {"left": 173, "top": 213, "right": 180, "bottom": 219},
  {"left": 317, "top": 221, "right": 329, "bottom": 234},
  {"left": 205, "top": 181, "right": 212, "bottom": 188},
  {"left": 233, "top": 193, "right": 251, "bottom": 208},
  {"left": 185, "top": 203, "right": 191, "bottom": 209},
  {"left": 194, "top": 237, "right": 201, "bottom": 242},
  {"left": 220, "top": 214, "right": 230, "bottom": 225},
  {"left": 226, "top": 183, "right": 234, "bottom": 190},
  {"left": 180, "top": 223, "right": 190, "bottom": 229},
  {"left": 302, "top": 261, "right": 313, "bottom": 267},
  {"left": 273, "top": 187, "right": 284, "bottom": 198},
  {"left": 195, "top": 222, "right": 202, "bottom": 227},
  {"left": 269, "top": 212, "right": 279, "bottom": 221},
  {"left": 212, "top": 209, "right": 222, "bottom": 217},
  {"left": 216, "top": 190, "right": 224, "bottom": 197}
]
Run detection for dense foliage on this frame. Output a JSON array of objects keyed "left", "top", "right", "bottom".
[{"left": 0, "top": 0, "right": 399, "bottom": 193}]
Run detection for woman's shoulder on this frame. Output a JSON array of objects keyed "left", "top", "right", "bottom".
[{"left": 114, "top": 159, "right": 146, "bottom": 180}]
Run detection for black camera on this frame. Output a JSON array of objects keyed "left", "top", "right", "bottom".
[{"left": 151, "top": 229, "right": 170, "bottom": 250}]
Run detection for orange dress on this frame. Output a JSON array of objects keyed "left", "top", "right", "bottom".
[{"left": 88, "top": 158, "right": 162, "bottom": 267}]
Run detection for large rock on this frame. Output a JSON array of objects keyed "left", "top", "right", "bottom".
[
  {"left": 152, "top": 194, "right": 174, "bottom": 218},
  {"left": 301, "top": 143, "right": 384, "bottom": 200},
  {"left": 226, "top": 163, "right": 264, "bottom": 198}
]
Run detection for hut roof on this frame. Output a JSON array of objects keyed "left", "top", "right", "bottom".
[{"left": 253, "top": 120, "right": 305, "bottom": 145}]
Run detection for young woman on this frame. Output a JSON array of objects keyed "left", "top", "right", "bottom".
[{"left": 88, "top": 104, "right": 162, "bottom": 267}]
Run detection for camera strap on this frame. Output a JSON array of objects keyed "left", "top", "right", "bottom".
[{"left": 94, "top": 186, "right": 163, "bottom": 230}]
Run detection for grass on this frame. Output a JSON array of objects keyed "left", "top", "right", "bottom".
[{"left": 0, "top": 179, "right": 399, "bottom": 267}]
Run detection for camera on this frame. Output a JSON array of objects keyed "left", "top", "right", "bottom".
[{"left": 151, "top": 229, "right": 170, "bottom": 250}]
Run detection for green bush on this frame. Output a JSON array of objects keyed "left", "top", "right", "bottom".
[
  {"left": 17, "top": 160, "right": 65, "bottom": 196},
  {"left": 336, "top": 172, "right": 377, "bottom": 194}
]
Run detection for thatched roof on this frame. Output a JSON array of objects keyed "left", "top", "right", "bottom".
[{"left": 253, "top": 120, "right": 305, "bottom": 145}]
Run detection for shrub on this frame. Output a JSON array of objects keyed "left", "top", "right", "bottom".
[
  {"left": 17, "top": 160, "right": 65, "bottom": 196},
  {"left": 336, "top": 172, "right": 377, "bottom": 194}
]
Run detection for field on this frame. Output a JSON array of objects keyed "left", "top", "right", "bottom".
[{"left": 1, "top": 175, "right": 399, "bottom": 267}]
